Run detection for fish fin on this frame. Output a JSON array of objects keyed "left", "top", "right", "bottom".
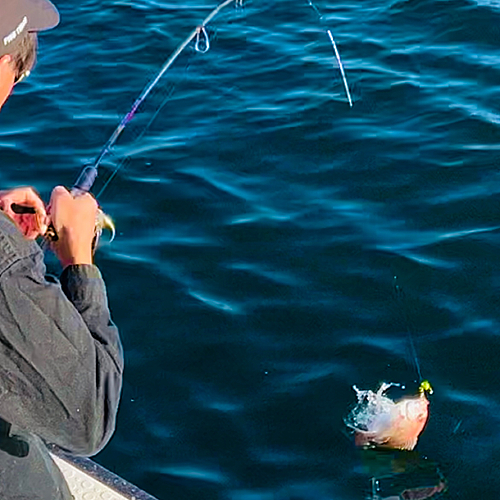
[
  {"left": 400, "top": 437, "right": 418, "bottom": 451},
  {"left": 355, "top": 431, "right": 389, "bottom": 448}
]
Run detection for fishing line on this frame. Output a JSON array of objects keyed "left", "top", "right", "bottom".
[
  {"left": 12, "top": 0, "right": 244, "bottom": 246},
  {"left": 306, "top": 0, "right": 322, "bottom": 18},
  {"left": 305, "top": 0, "right": 353, "bottom": 107},
  {"left": 393, "top": 275, "right": 423, "bottom": 382},
  {"left": 95, "top": 80, "right": 181, "bottom": 200}
]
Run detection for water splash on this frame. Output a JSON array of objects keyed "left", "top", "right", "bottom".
[
  {"left": 344, "top": 381, "right": 432, "bottom": 450},
  {"left": 344, "top": 382, "right": 399, "bottom": 433}
]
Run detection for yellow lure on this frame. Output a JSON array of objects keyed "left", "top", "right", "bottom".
[{"left": 419, "top": 380, "right": 433, "bottom": 395}]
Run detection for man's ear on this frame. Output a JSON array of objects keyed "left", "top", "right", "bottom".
[
  {"left": 0, "top": 55, "right": 16, "bottom": 110},
  {"left": 0, "top": 55, "right": 15, "bottom": 82},
  {"left": 0, "top": 55, "right": 12, "bottom": 66}
]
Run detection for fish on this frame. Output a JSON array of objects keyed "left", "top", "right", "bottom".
[{"left": 345, "top": 381, "right": 432, "bottom": 451}]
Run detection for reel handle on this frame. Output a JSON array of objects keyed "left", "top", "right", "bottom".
[
  {"left": 44, "top": 165, "right": 100, "bottom": 243},
  {"left": 43, "top": 207, "right": 114, "bottom": 251},
  {"left": 11, "top": 164, "right": 114, "bottom": 251},
  {"left": 10, "top": 165, "right": 99, "bottom": 216}
]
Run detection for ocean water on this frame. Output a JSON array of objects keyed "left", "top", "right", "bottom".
[{"left": 1, "top": 0, "right": 500, "bottom": 498}]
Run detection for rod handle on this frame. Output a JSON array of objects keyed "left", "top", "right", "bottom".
[
  {"left": 73, "top": 165, "right": 98, "bottom": 193},
  {"left": 11, "top": 165, "right": 97, "bottom": 216},
  {"left": 11, "top": 204, "right": 36, "bottom": 214}
]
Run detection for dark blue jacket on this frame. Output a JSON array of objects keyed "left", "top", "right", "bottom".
[{"left": 0, "top": 212, "right": 123, "bottom": 499}]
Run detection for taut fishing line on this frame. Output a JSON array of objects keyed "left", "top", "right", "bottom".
[
  {"left": 95, "top": 80, "right": 182, "bottom": 200},
  {"left": 393, "top": 275, "right": 423, "bottom": 382},
  {"left": 344, "top": 278, "right": 433, "bottom": 452}
]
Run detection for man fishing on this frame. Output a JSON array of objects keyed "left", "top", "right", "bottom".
[{"left": 0, "top": 1, "right": 123, "bottom": 498}]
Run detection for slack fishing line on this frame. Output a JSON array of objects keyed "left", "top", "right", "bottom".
[{"left": 305, "top": 0, "right": 353, "bottom": 107}]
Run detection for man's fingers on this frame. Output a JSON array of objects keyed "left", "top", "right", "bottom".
[
  {"left": 48, "top": 186, "right": 73, "bottom": 212},
  {"left": 0, "top": 187, "right": 47, "bottom": 218},
  {"left": 0, "top": 199, "right": 17, "bottom": 219},
  {"left": 49, "top": 186, "right": 97, "bottom": 215},
  {"left": 0, "top": 187, "right": 52, "bottom": 240},
  {"left": 12, "top": 187, "right": 46, "bottom": 213},
  {"left": 20, "top": 214, "right": 45, "bottom": 240},
  {"left": 51, "top": 186, "right": 70, "bottom": 200}
]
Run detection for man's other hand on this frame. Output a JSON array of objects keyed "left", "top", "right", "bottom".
[
  {"left": 48, "top": 186, "right": 97, "bottom": 268},
  {"left": 0, "top": 187, "right": 48, "bottom": 240}
]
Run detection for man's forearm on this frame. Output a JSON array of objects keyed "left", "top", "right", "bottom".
[
  {"left": 59, "top": 263, "right": 124, "bottom": 454},
  {"left": 0, "top": 218, "right": 123, "bottom": 455}
]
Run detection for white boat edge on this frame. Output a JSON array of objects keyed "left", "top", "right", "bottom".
[{"left": 50, "top": 447, "right": 160, "bottom": 500}]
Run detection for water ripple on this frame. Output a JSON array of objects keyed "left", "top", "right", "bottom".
[{"left": 3, "top": 0, "right": 500, "bottom": 498}]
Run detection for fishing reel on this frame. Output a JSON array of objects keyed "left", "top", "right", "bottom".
[
  {"left": 44, "top": 207, "right": 115, "bottom": 251},
  {"left": 12, "top": 164, "right": 115, "bottom": 252},
  {"left": 12, "top": 199, "right": 115, "bottom": 252},
  {"left": 45, "top": 165, "right": 115, "bottom": 251}
]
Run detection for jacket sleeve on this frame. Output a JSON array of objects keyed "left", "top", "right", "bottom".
[{"left": 0, "top": 214, "right": 123, "bottom": 456}]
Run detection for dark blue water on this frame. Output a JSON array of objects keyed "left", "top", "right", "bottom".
[{"left": 2, "top": 0, "right": 500, "bottom": 498}]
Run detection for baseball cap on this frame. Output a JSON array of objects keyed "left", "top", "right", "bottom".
[{"left": 0, "top": 0, "right": 59, "bottom": 57}]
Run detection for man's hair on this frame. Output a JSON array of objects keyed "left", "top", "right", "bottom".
[{"left": 9, "top": 32, "right": 38, "bottom": 81}]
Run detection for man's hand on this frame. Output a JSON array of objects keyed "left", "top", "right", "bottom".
[
  {"left": 48, "top": 186, "right": 98, "bottom": 268},
  {"left": 0, "top": 187, "right": 48, "bottom": 240}
]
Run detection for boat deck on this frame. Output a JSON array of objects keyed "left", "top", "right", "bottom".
[{"left": 50, "top": 448, "right": 159, "bottom": 500}]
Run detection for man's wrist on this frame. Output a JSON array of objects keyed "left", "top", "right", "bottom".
[{"left": 59, "top": 251, "right": 93, "bottom": 269}]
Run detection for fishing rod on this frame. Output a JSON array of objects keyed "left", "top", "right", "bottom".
[
  {"left": 13, "top": 0, "right": 244, "bottom": 245},
  {"left": 92, "top": 0, "right": 244, "bottom": 179}
]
